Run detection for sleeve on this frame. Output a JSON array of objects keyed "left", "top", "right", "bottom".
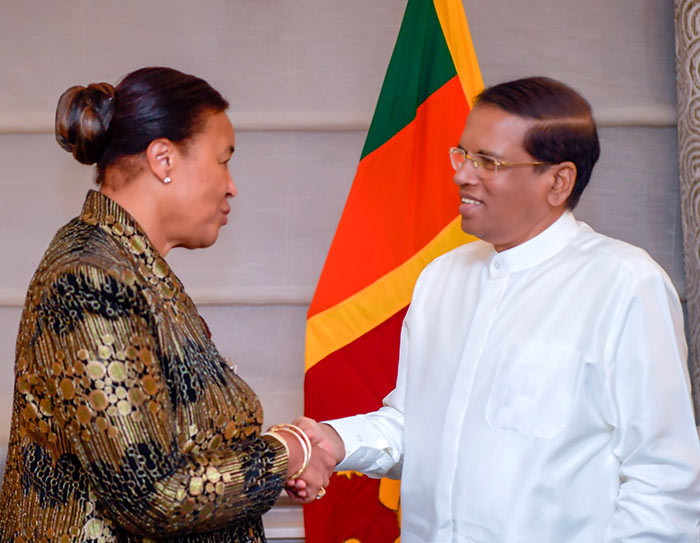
[
  {"left": 27, "top": 264, "right": 287, "bottom": 536},
  {"left": 325, "top": 271, "right": 428, "bottom": 480},
  {"left": 326, "top": 397, "right": 405, "bottom": 480},
  {"left": 605, "top": 272, "right": 700, "bottom": 542}
]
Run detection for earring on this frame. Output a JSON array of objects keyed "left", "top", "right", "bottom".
[{"left": 162, "top": 176, "right": 172, "bottom": 184}]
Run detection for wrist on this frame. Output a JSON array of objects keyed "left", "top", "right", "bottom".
[
  {"left": 321, "top": 422, "right": 346, "bottom": 463},
  {"left": 265, "top": 424, "right": 312, "bottom": 479}
]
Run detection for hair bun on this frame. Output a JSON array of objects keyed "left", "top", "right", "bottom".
[{"left": 55, "top": 82, "right": 116, "bottom": 165}]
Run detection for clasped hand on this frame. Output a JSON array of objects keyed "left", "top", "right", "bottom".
[{"left": 283, "top": 417, "right": 346, "bottom": 503}]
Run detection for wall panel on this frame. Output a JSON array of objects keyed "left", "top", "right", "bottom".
[{"left": 0, "top": 0, "right": 680, "bottom": 540}]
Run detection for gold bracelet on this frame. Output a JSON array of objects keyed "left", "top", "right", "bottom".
[
  {"left": 268, "top": 424, "right": 312, "bottom": 479},
  {"left": 270, "top": 424, "right": 311, "bottom": 479}
]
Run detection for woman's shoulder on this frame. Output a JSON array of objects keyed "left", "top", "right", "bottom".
[
  {"left": 22, "top": 219, "right": 153, "bottom": 331},
  {"left": 32, "top": 217, "right": 136, "bottom": 285}
]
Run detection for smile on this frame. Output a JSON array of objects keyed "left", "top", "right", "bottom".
[{"left": 461, "top": 197, "right": 482, "bottom": 205}]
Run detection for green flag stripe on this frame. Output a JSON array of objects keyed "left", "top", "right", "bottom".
[{"left": 361, "top": 0, "right": 456, "bottom": 159}]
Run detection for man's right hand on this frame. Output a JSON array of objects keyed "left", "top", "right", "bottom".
[{"left": 294, "top": 416, "right": 346, "bottom": 464}]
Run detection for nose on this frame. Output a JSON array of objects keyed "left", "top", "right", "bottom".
[
  {"left": 452, "top": 159, "right": 479, "bottom": 188},
  {"left": 227, "top": 173, "right": 238, "bottom": 198}
]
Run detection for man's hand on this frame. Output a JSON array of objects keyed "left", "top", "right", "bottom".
[{"left": 294, "top": 416, "right": 346, "bottom": 463}]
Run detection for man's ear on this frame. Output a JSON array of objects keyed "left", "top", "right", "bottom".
[
  {"left": 547, "top": 161, "right": 576, "bottom": 207},
  {"left": 145, "top": 138, "right": 175, "bottom": 182}
]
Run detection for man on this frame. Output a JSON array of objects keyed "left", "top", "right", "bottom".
[{"left": 296, "top": 77, "right": 700, "bottom": 542}]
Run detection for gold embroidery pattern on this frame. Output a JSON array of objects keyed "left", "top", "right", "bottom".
[{"left": 0, "top": 191, "right": 288, "bottom": 542}]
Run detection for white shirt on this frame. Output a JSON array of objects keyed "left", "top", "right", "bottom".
[{"left": 328, "top": 211, "right": 700, "bottom": 543}]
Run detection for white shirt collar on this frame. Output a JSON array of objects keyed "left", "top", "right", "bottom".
[{"left": 488, "top": 211, "right": 579, "bottom": 276}]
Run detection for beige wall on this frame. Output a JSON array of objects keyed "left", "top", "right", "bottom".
[{"left": 0, "top": 0, "right": 678, "bottom": 539}]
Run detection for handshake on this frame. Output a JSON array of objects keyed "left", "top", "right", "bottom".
[{"left": 264, "top": 417, "right": 345, "bottom": 504}]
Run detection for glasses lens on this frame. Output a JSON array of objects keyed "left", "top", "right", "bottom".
[
  {"left": 449, "top": 148, "right": 465, "bottom": 171},
  {"left": 476, "top": 154, "right": 498, "bottom": 177},
  {"left": 449, "top": 148, "right": 500, "bottom": 179}
]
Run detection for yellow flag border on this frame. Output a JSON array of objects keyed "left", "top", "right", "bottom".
[
  {"left": 305, "top": 218, "right": 476, "bottom": 371},
  {"left": 433, "top": 0, "right": 485, "bottom": 107}
]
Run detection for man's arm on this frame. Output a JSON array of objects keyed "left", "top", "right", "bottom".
[
  {"left": 294, "top": 400, "right": 405, "bottom": 480},
  {"left": 606, "top": 273, "right": 700, "bottom": 541},
  {"left": 296, "top": 304, "right": 417, "bottom": 481}
]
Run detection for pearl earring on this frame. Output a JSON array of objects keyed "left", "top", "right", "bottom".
[{"left": 162, "top": 176, "right": 172, "bottom": 184}]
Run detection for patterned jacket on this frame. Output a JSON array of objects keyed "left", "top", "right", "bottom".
[{"left": 0, "top": 190, "right": 288, "bottom": 542}]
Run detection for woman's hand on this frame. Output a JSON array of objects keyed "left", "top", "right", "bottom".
[{"left": 284, "top": 443, "right": 335, "bottom": 503}]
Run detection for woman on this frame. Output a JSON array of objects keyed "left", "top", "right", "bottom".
[{"left": 0, "top": 67, "right": 331, "bottom": 543}]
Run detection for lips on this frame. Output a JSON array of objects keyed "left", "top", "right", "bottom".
[
  {"left": 458, "top": 194, "right": 483, "bottom": 218},
  {"left": 460, "top": 193, "right": 484, "bottom": 207}
]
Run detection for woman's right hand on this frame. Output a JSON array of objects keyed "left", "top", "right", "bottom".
[
  {"left": 283, "top": 442, "right": 335, "bottom": 503},
  {"left": 282, "top": 417, "right": 346, "bottom": 503},
  {"left": 274, "top": 426, "right": 335, "bottom": 503}
]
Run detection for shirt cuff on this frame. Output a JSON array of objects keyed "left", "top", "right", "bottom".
[{"left": 324, "top": 415, "right": 399, "bottom": 473}]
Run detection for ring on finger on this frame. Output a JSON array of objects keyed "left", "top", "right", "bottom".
[{"left": 315, "top": 487, "right": 326, "bottom": 500}]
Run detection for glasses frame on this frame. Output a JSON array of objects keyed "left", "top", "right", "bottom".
[{"left": 449, "top": 147, "right": 551, "bottom": 179}]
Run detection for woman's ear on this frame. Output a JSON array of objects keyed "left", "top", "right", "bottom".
[
  {"left": 547, "top": 161, "right": 577, "bottom": 208},
  {"left": 145, "top": 138, "right": 175, "bottom": 183}
]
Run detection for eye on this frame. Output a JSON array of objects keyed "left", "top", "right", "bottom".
[{"left": 476, "top": 153, "right": 498, "bottom": 171}]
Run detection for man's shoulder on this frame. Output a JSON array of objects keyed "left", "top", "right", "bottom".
[{"left": 571, "top": 223, "right": 671, "bottom": 283}]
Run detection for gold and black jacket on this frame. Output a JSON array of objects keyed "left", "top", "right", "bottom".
[{"left": 0, "top": 191, "right": 288, "bottom": 542}]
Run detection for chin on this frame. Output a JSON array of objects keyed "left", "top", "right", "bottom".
[
  {"left": 179, "top": 233, "right": 219, "bottom": 251},
  {"left": 460, "top": 217, "right": 482, "bottom": 238},
  {"left": 201, "top": 230, "right": 220, "bottom": 248},
  {"left": 177, "top": 224, "right": 222, "bottom": 250},
  {"left": 194, "top": 237, "right": 218, "bottom": 250}
]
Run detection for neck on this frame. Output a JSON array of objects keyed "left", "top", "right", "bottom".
[
  {"left": 492, "top": 207, "right": 567, "bottom": 253},
  {"left": 100, "top": 175, "right": 172, "bottom": 256}
]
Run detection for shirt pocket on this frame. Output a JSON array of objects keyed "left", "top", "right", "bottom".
[{"left": 485, "top": 342, "right": 581, "bottom": 439}]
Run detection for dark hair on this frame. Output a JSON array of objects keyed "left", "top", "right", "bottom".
[
  {"left": 55, "top": 67, "right": 229, "bottom": 183},
  {"left": 475, "top": 76, "right": 600, "bottom": 209}
]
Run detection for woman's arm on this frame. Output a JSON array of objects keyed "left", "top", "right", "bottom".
[{"left": 25, "top": 263, "right": 323, "bottom": 536}]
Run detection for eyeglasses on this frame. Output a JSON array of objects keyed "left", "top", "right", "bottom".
[{"left": 449, "top": 147, "right": 550, "bottom": 179}]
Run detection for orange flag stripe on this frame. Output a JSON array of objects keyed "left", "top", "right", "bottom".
[
  {"left": 305, "top": 216, "right": 475, "bottom": 371},
  {"left": 308, "top": 76, "right": 468, "bottom": 318}
]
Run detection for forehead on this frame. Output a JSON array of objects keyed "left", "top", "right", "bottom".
[
  {"left": 460, "top": 104, "right": 532, "bottom": 155},
  {"left": 194, "top": 111, "right": 235, "bottom": 149}
]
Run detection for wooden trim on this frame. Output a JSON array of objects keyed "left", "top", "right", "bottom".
[
  {"left": 263, "top": 495, "right": 305, "bottom": 541},
  {"left": 0, "top": 286, "right": 314, "bottom": 307},
  {"left": 0, "top": 104, "right": 678, "bottom": 134},
  {"left": 0, "top": 288, "right": 688, "bottom": 308}
]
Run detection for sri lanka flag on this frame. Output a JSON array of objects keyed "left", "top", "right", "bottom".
[{"left": 303, "top": 1, "right": 483, "bottom": 541}]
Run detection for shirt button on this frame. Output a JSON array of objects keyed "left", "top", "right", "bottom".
[{"left": 494, "top": 261, "right": 502, "bottom": 270}]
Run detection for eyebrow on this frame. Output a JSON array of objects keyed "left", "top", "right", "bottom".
[
  {"left": 221, "top": 145, "right": 235, "bottom": 159},
  {"left": 458, "top": 144, "right": 503, "bottom": 159}
]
